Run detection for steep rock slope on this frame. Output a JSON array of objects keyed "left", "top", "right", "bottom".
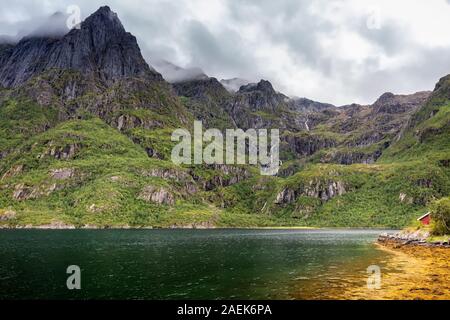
[
  {"left": 380, "top": 75, "right": 450, "bottom": 162},
  {"left": 0, "top": 7, "right": 259, "bottom": 228},
  {"left": 0, "top": 6, "right": 159, "bottom": 87},
  {"left": 0, "top": 7, "right": 192, "bottom": 162},
  {"left": 214, "top": 77, "right": 448, "bottom": 227}
]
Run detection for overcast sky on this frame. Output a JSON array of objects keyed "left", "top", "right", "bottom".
[{"left": 1, "top": 0, "right": 450, "bottom": 105}]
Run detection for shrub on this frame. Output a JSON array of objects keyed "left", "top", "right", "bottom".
[{"left": 431, "top": 197, "right": 450, "bottom": 235}]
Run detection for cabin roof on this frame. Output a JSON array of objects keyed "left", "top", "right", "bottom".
[{"left": 417, "top": 212, "right": 431, "bottom": 221}]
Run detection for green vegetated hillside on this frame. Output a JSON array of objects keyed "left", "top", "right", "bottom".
[
  {"left": 0, "top": 6, "right": 449, "bottom": 228},
  {"left": 168, "top": 77, "right": 448, "bottom": 227},
  {"left": 211, "top": 77, "right": 450, "bottom": 228},
  {"left": 1, "top": 75, "right": 448, "bottom": 228}
]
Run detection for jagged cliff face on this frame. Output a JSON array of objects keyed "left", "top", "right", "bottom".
[
  {"left": 0, "top": 6, "right": 191, "bottom": 149},
  {"left": 173, "top": 77, "right": 235, "bottom": 130},
  {"left": 1, "top": 5, "right": 421, "bottom": 162},
  {"left": 228, "top": 80, "right": 294, "bottom": 130},
  {"left": 0, "top": 6, "right": 160, "bottom": 88},
  {"left": 379, "top": 75, "right": 450, "bottom": 162},
  {"left": 175, "top": 73, "right": 431, "bottom": 166}
]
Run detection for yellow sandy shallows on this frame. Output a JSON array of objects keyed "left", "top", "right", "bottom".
[{"left": 340, "top": 243, "right": 450, "bottom": 300}]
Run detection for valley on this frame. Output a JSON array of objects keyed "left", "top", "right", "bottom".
[{"left": 0, "top": 6, "right": 449, "bottom": 229}]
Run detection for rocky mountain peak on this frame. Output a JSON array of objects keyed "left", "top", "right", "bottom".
[
  {"left": 256, "top": 79, "right": 275, "bottom": 92},
  {"left": 288, "top": 97, "right": 336, "bottom": 112},
  {"left": 432, "top": 74, "right": 450, "bottom": 100},
  {"left": 174, "top": 77, "right": 229, "bottom": 100},
  {"left": 238, "top": 79, "right": 276, "bottom": 94},
  {"left": 372, "top": 91, "right": 430, "bottom": 115},
  {"left": 81, "top": 6, "right": 125, "bottom": 34},
  {"left": 0, "top": 6, "right": 160, "bottom": 88},
  {"left": 374, "top": 92, "right": 396, "bottom": 105}
]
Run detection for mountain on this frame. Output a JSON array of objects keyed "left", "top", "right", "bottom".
[
  {"left": 174, "top": 77, "right": 235, "bottom": 129},
  {"left": 380, "top": 75, "right": 450, "bottom": 162},
  {"left": 0, "top": 6, "right": 449, "bottom": 229},
  {"left": 0, "top": 6, "right": 159, "bottom": 88}
]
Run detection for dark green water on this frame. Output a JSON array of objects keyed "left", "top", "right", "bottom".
[{"left": 0, "top": 229, "right": 395, "bottom": 299}]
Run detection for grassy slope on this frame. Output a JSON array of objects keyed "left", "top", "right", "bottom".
[
  {"left": 0, "top": 113, "right": 285, "bottom": 227},
  {"left": 0, "top": 96, "right": 59, "bottom": 152},
  {"left": 216, "top": 161, "right": 448, "bottom": 228},
  {"left": 217, "top": 89, "right": 450, "bottom": 228},
  {"left": 0, "top": 75, "right": 449, "bottom": 228}
]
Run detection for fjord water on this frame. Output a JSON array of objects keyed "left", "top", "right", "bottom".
[{"left": 0, "top": 229, "right": 394, "bottom": 299}]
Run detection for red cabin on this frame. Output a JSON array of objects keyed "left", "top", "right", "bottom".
[{"left": 417, "top": 212, "right": 431, "bottom": 226}]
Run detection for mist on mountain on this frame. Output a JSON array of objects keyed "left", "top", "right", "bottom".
[{"left": 151, "top": 59, "right": 208, "bottom": 83}]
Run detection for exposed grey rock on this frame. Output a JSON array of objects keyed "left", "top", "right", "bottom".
[
  {"left": 0, "top": 6, "right": 162, "bottom": 88},
  {"left": 189, "top": 165, "right": 250, "bottom": 191},
  {"left": 283, "top": 133, "right": 337, "bottom": 157},
  {"left": 138, "top": 185, "right": 175, "bottom": 205},
  {"left": 13, "top": 183, "right": 63, "bottom": 200},
  {"left": 39, "top": 143, "right": 81, "bottom": 160},
  {"left": 141, "top": 168, "right": 199, "bottom": 194},
  {"left": 1, "top": 164, "right": 24, "bottom": 181},
  {"left": 116, "top": 114, "right": 162, "bottom": 131},
  {"left": 174, "top": 77, "right": 229, "bottom": 100},
  {"left": 274, "top": 188, "right": 296, "bottom": 204},
  {"left": 173, "top": 77, "right": 235, "bottom": 129},
  {"left": 238, "top": 80, "right": 276, "bottom": 95},
  {"left": 377, "top": 230, "right": 450, "bottom": 248},
  {"left": 372, "top": 91, "right": 430, "bottom": 114},
  {"left": 50, "top": 168, "right": 75, "bottom": 180},
  {"left": 141, "top": 168, "right": 190, "bottom": 181},
  {"left": 274, "top": 180, "right": 346, "bottom": 205}
]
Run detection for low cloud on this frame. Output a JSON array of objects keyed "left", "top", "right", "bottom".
[{"left": 151, "top": 59, "right": 208, "bottom": 83}]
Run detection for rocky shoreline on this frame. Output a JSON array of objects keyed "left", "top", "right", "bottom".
[{"left": 378, "top": 230, "right": 450, "bottom": 248}]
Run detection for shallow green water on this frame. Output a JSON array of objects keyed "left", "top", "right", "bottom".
[{"left": 0, "top": 229, "right": 395, "bottom": 299}]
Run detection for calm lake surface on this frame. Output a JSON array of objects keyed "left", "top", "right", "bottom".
[{"left": 0, "top": 229, "right": 396, "bottom": 299}]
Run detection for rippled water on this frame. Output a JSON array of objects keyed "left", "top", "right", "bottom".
[{"left": 0, "top": 229, "right": 395, "bottom": 299}]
